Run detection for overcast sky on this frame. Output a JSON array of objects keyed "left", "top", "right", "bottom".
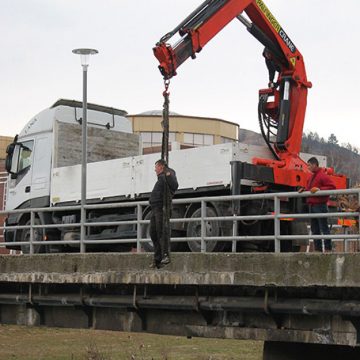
[{"left": 1, "top": 0, "right": 359, "bottom": 149}]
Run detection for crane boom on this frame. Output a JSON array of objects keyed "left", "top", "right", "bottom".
[{"left": 153, "top": 0, "right": 346, "bottom": 190}]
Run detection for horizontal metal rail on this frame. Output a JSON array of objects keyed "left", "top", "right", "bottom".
[
  {"left": 2, "top": 211, "right": 357, "bottom": 231},
  {"left": 0, "top": 188, "right": 359, "bottom": 254}
]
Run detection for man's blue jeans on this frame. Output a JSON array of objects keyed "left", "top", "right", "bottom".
[{"left": 309, "top": 204, "right": 331, "bottom": 251}]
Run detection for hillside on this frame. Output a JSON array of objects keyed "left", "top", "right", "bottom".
[
  {"left": 239, "top": 129, "right": 360, "bottom": 185},
  {"left": 302, "top": 132, "right": 360, "bottom": 185},
  {"left": 238, "top": 128, "right": 264, "bottom": 145}
]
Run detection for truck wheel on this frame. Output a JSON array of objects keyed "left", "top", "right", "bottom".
[
  {"left": 186, "top": 207, "right": 222, "bottom": 252},
  {"left": 290, "top": 221, "right": 309, "bottom": 252},
  {"left": 279, "top": 221, "right": 308, "bottom": 252},
  {"left": 20, "top": 218, "right": 45, "bottom": 254},
  {"left": 141, "top": 210, "right": 182, "bottom": 252}
]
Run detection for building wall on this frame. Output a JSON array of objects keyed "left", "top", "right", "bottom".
[
  {"left": 0, "top": 136, "right": 12, "bottom": 254},
  {"left": 0, "top": 137, "right": 12, "bottom": 207},
  {"left": 128, "top": 114, "right": 239, "bottom": 149},
  {"left": 0, "top": 136, "right": 13, "bottom": 161}
]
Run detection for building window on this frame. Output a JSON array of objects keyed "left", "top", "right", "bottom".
[
  {"left": 184, "top": 133, "right": 214, "bottom": 146},
  {"left": 204, "top": 134, "right": 214, "bottom": 145},
  {"left": 140, "top": 132, "right": 175, "bottom": 148},
  {"left": 221, "top": 136, "right": 234, "bottom": 144}
]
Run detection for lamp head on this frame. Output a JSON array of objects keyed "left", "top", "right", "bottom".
[{"left": 72, "top": 48, "right": 98, "bottom": 66}]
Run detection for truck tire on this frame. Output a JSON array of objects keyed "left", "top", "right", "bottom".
[
  {"left": 186, "top": 207, "right": 224, "bottom": 252},
  {"left": 141, "top": 210, "right": 182, "bottom": 253},
  {"left": 280, "top": 221, "right": 308, "bottom": 252},
  {"left": 20, "top": 218, "right": 45, "bottom": 254},
  {"left": 290, "top": 221, "right": 309, "bottom": 252}
]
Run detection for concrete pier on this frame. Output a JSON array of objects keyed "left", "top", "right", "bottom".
[
  {"left": 0, "top": 252, "right": 358, "bottom": 287},
  {"left": 1, "top": 253, "right": 360, "bottom": 359}
]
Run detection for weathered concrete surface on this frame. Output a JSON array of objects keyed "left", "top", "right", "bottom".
[
  {"left": 2, "top": 253, "right": 360, "bottom": 352},
  {"left": 0, "top": 253, "right": 359, "bottom": 287}
]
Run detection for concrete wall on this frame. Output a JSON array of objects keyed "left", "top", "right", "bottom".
[
  {"left": 0, "top": 136, "right": 13, "bottom": 160},
  {"left": 1, "top": 253, "right": 360, "bottom": 352}
]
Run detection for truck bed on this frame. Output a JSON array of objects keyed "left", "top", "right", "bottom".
[{"left": 50, "top": 143, "right": 326, "bottom": 205}]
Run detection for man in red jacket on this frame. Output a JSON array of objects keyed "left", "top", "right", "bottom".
[{"left": 302, "top": 157, "right": 336, "bottom": 252}]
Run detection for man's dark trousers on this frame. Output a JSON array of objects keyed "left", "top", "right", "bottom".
[
  {"left": 309, "top": 204, "right": 331, "bottom": 251},
  {"left": 150, "top": 207, "right": 169, "bottom": 264}
]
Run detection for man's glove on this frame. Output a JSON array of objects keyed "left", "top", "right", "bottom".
[{"left": 310, "top": 187, "right": 320, "bottom": 194}]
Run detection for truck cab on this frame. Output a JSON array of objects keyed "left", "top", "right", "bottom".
[{"left": 4, "top": 99, "right": 137, "bottom": 249}]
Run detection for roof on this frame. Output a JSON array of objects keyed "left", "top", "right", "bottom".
[
  {"left": 136, "top": 110, "right": 180, "bottom": 116},
  {"left": 18, "top": 99, "right": 132, "bottom": 139},
  {"left": 128, "top": 111, "right": 239, "bottom": 127},
  {"left": 51, "top": 99, "right": 128, "bottom": 117}
]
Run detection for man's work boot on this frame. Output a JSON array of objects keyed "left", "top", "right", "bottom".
[{"left": 161, "top": 255, "right": 171, "bottom": 265}]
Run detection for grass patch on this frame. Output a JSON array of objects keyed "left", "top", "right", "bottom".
[{"left": 0, "top": 325, "right": 262, "bottom": 359}]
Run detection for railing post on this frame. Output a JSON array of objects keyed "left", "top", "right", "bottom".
[
  {"left": 80, "top": 205, "right": 86, "bottom": 253},
  {"left": 137, "top": 204, "right": 142, "bottom": 253},
  {"left": 29, "top": 211, "right": 34, "bottom": 255},
  {"left": 274, "top": 196, "right": 280, "bottom": 253},
  {"left": 232, "top": 215, "right": 237, "bottom": 253},
  {"left": 201, "top": 200, "right": 206, "bottom": 253},
  {"left": 358, "top": 189, "right": 360, "bottom": 249},
  {"left": 344, "top": 227, "right": 349, "bottom": 253}
]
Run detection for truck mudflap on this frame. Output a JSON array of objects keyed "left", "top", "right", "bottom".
[
  {"left": 231, "top": 160, "right": 275, "bottom": 215},
  {"left": 231, "top": 161, "right": 274, "bottom": 188}
]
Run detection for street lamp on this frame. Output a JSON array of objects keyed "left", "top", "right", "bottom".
[{"left": 72, "top": 48, "right": 98, "bottom": 253}]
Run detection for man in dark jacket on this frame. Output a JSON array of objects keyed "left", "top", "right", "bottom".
[
  {"left": 301, "top": 157, "right": 336, "bottom": 252},
  {"left": 149, "top": 159, "right": 178, "bottom": 268}
]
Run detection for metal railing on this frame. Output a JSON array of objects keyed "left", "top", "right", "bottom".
[
  {"left": 0, "top": 171, "right": 8, "bottom": 243},
  {"left": 0, "top": 172, "right": 7, "bottom": 211},
  {"left": 0, "top": 188, "right": 359, "bottom": 254}
]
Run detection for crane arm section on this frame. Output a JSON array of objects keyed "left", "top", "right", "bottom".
[
  {"left": 153, "top": 0, "right": 311, "bottom": 83},
  {"left": 153, "top": 0, "right": 346, "bottom": 189},
  {"left": 153, "top": 0, "right": 312, "bottom": 155}
]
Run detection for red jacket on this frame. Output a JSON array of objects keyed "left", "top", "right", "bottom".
[{"left": 305, "top": 168, "right": 336, "bottom": 205}]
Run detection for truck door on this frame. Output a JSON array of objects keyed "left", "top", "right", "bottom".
[
  {"left": 30, "top": 135, "right": 51, "bottom": 205},
  {"left": 6, "top": 139, "right": 34, "bottom": 210}
]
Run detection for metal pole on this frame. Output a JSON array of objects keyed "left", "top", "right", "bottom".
[
  {"left": 201, "top": 200, "right": 206, "bottom": 252},
  {"left": 137, "top": 204, "right": 142, "bottom": 253},
  {"left": 80, "top": 65, "right": 88, "bottom": 253},
  {"left": 358, "top": 189, "right": 360, "bottom": 252},
  {"left": 29, "top": 211, "right": 34, "bottom": 255},
  {"left": 274, "top": 196, "right": 280, "bottom": 253},
  {"left": 344, "top": 227, "right": 349, "bottom": 253},
  {"left": 232, "top": 215, "right": 237, "bottom": 253}
]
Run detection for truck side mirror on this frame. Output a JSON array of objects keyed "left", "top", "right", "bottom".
[
  {"left": 5, "top": 143, "right": 15, "bottom": 173},
  {"left": 5, "top": 143, "right": 21, "bottom": 176}
]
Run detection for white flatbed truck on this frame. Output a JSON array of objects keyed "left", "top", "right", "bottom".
[{"left": 4, "top": 100, "right": 323, "bottom": 253}]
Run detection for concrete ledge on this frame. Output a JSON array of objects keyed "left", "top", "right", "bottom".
[{"left": 0, "top": 253, "right": 358, "bottom": 287}]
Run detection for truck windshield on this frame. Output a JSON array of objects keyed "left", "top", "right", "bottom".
[{"left": 18, "top": 140, "right": 34, "bottom": 172}]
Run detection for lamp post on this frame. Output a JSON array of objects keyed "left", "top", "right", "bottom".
[{"left": 72, "top": 48, "right": 98, "bottom": 253}]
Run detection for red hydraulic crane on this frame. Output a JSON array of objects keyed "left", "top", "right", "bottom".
[{"left": 153, "top": 0, "right": 346, "bottom": 190}]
